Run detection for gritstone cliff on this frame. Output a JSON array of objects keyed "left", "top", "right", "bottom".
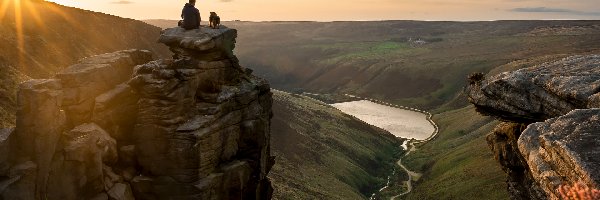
[
  {"left": 466, "top": 55, "right": 600, "bottom": 200},
  {"left": 0, "top": 26, "right": 274, "bottom": 200}
]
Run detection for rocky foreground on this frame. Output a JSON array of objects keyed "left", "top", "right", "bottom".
[
  {"left": 0, "top": 26, "right": 274, "bottom": 199},
  {"left": 467, "top": 55, "right": 600, "bottom": 200}
]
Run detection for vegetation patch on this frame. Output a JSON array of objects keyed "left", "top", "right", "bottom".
[{"left": 401, "top": 106, "right": 508, "bottom": 200}]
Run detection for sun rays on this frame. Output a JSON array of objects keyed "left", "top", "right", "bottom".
[{"left": 0, "top": 0, "right": 77, "bottom": 73}]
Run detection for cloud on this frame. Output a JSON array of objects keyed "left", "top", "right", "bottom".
[
  {"left": 510, "top": 7, "right": 600, "bottom": 16},
  {"left": 111, "top": 0, "right": 134, "bottom": 4}
]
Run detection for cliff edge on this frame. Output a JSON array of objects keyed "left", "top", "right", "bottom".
[
  {"left": 0, "top": 26, "right": 274, "bottom": 200},
  {"left": 467, "top": 55, "right": 600, "bottom": 200}
]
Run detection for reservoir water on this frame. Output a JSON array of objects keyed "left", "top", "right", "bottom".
[{"left": 331, "top": 100, "right": 435, "bottom": 140}]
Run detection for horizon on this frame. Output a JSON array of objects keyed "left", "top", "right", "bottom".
[{"left": 45, "top": 0, "right": 600, "bottom": 21}]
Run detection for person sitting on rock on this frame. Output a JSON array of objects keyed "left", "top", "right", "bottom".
[{"left": 178, "top": 0, "right": 201, "bottom": 30}]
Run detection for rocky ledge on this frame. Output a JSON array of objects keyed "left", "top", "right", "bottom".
[
  {"left": 0, "top": 26, "right": 274, "bottom": 200},
  {"left": 467, "top": 55, "right": 600, "bottom": 200}
]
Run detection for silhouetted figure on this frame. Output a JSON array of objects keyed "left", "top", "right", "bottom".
[{"left": 179, "top": 0, "right": 201, "bottom": 30}]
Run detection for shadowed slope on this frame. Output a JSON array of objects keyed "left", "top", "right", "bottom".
[{"left": 270, "top": 91, "right": 403, "bottom": 199}]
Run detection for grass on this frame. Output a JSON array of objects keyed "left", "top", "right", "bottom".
[
  {"left": 375, "top": 165, "right": 410, "bottom": 199},
  {"left": 400, "top": 106, "right": 509, "bottom": 200},
  {"left": 0, "top": 65, "right": 21, "bottom": 128},
  {"left": 301, "top": 41, "right": 422, "bottom": 65}
]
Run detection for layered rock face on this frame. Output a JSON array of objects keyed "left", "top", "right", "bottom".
[
  {"left": 467, "top": 55, "right": 600, "bottom": 200},
  {"left": 0, "top": 27, "right": 273, "bottom": 200}
]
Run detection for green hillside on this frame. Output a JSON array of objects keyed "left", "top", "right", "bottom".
[
  {"left": 270, "top": 91, "right": 403, "bottom": 199},
  {"left": 402, "top": 106, "right": 507, "bottom": 199}
]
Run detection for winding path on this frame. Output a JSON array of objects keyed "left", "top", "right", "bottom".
[{"left": 390, "top": 141, "right": 422, "bottom": 199}]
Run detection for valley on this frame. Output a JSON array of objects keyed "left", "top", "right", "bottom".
[
  {"left": 329, "top": 95, "right": 437, "bottom": 199},
  {"left": 0, "top": 3, "right": 598, "bottom": 198}
]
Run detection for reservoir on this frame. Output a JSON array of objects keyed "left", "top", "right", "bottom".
[{"left": 331, "top": 100, "right": 435, "bottom": 140}]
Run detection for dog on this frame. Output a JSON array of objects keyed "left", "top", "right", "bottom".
[{"left": 209, "top": 12, "right": 221, "bottom": 29}]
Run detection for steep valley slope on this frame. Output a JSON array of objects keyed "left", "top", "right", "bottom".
[
  {"left": 402, "top": 106, "right": 507, "bottom": 199},
  {"left": 270, "top": 91, "right": 403, "bottom": 199},
  {"left": 0, "top": 0, "right": 170, "bottom": 127}
]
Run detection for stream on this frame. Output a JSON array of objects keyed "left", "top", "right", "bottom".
[{"left": 331, "top": 96, "right": 439, "bottom": 200}]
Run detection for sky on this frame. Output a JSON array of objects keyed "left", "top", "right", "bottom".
[{"left": 46, "top": 0, "right": 600, "bottom": 21}]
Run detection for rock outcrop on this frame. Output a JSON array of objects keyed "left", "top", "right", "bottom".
[
  {"left": 519, "top": 109, "right": 600, "bottom": 200},
  {"left": 467, "top": 55, "right": 600, "bottom": 200},
  {"left": 0, "top": 26, "right": 273, "bottom": 200},
  {"left": 467, "top": 55, "right": 600, "bottom": 123}
]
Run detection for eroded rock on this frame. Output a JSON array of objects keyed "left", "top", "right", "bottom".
[
  {"left": 158, "top": 27, "right": 237, "bottom": 60},
  {"left": 467, "top": 55, "right": 600, "bottom": 122},
  {"left": 0, "top": 128, "right": 14, "bottom": 174},
  {"left": 128, "top": 26, "right": 272, "bottom": 199},
  {"left": 468, "top": 55, "right": 600, "bottom": 200},
  {"left": 44, "top": 123, "right": 118, "bottom": 200},
  {"left": 486, "top": 123, "right": 545, "bottom": 200},
  {"left": 1, "top": 27, "right": 273, "bottom": 199},
  {"left": 519, "top": 109, "right": 600, "bottom": 200},
  {"left": 14, "top": 79, "right": 65, "bottom": 199},
  {"left": 57, "top": 50, "right": 153, "bottom": 126}
]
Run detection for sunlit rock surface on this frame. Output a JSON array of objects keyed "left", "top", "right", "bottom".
[
  {"left": 519, "top": 109, "right": 600, "bottom": 200},
  {"left": 467, "top": 55, "right": 600, "bottom": 123}
]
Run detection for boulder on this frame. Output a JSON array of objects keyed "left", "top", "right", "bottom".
[
  {"left": 0, "top": 161, "right": 36, "bottom": 200},
  {"left": 63, "top": 123, "right": 118, "bottom": 164},
  {"left": 130, "top": 175, "right": 154, "bottom": 199},
  {"left": 519, "top": 109, "right": 600, "bottom": 200},
  {"left": 107, "top": 183, "right": 135, "bottom": 200},
  {"left": 0, "top": 128, "right": 14, "bottom": 174},
  {"left": 466, "top": 55, "right": 600, "bottom": 122},
  {"left": 44, "top": 123, "right": 118, "bottom": 200},
  {"left": 57, "top": 50, "right": 153, "bottom": 125},
  {"left": 158, "top": 27, "right": 237, "bottom": 60},
  {"left": 14, "top": 79, "right": 65, "bottom": 198}
]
